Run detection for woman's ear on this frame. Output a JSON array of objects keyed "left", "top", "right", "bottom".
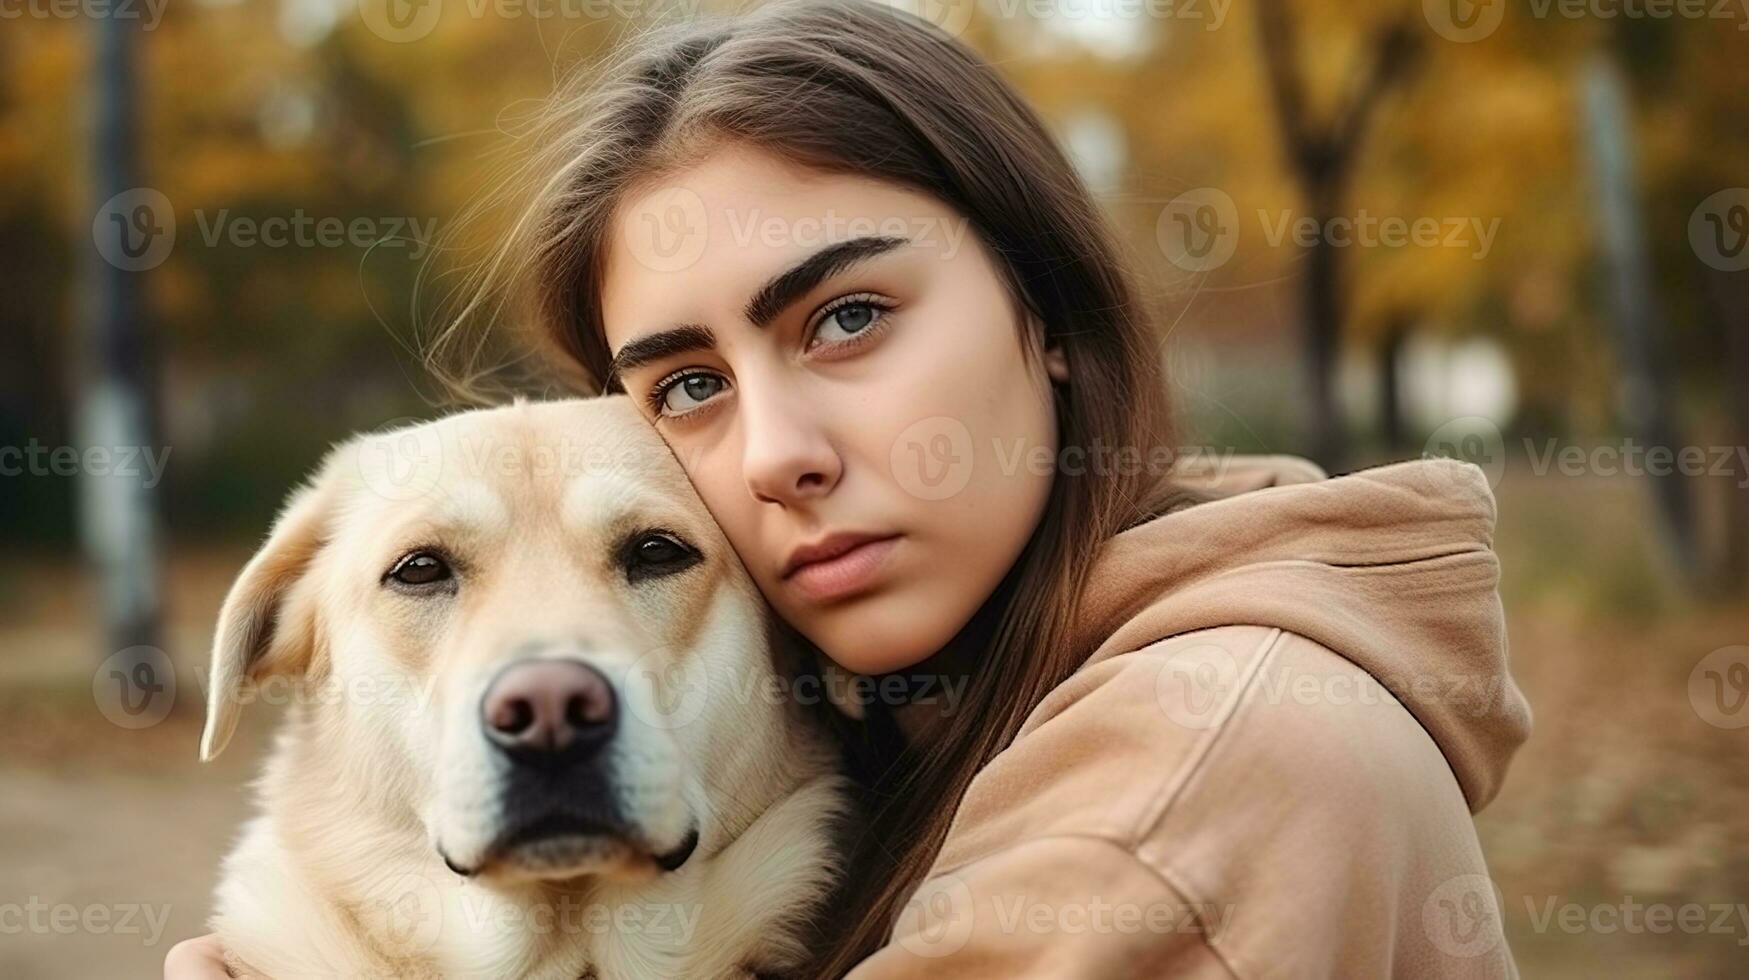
[
  {"left": 200, "top": 472, "right": 336, "bottom": 761},
  {"left": 1044, "top": 342, "right": 1068, "bottom": 384}
]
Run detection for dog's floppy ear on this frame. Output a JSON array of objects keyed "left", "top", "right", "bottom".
[{"left": 200, "top": 473, "right": 338, "bottom": 761}]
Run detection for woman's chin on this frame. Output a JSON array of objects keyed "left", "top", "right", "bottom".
[{"left": 801, "top": 595, "right": 952, "bottom": 680}]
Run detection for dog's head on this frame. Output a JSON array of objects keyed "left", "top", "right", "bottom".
[{"left": 202, "top": 397, "right": 812, "bottom": 884}]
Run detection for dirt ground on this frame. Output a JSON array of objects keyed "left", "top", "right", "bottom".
[
  {"left": 2, "top": 467, "right": 1747, "bottom": 978},
  {"left": 0, "top": 546, "right": 267, "bottom": 977}
]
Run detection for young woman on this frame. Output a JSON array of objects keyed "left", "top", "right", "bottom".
[{"left": 169, "top": 1, "right": 1531, "bottom": 976}]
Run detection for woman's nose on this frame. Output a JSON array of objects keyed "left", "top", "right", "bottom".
[{"left": 739, "top": 378, "right": 842, "bottom": 507}]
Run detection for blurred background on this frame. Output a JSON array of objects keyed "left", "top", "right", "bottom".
[{"left": 2, "top": 0, "right": 1746, "bottom": 975}]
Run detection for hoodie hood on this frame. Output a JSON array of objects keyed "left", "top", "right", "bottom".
[{"left": 1071, "top": 454, "right": 1531, "bottom": 811}]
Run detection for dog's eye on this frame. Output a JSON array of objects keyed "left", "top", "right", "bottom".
[
  {"left": 623, "top": 531, "right": 701, "bottom": 583},
  {"left": 385, "top": 551, "right": 453, "bottom": 591}
]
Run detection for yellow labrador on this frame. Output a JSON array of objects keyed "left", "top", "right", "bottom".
[{"left": 200, "top": 397, "right": 850, "bottom": 979}]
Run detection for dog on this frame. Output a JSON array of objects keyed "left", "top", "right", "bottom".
[{"left": 199, "top": 396, "right": 851, "bottom": 979}]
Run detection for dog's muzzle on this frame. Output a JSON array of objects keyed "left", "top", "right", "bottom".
[{"left": 453, "top": 658, "right": 697, "bottom": 878}]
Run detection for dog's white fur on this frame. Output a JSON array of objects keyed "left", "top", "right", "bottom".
[{"left": 202, "top": 397, "right": 849, "bottom": 979}]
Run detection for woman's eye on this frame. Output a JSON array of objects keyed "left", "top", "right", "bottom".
[
  {"left": 653, "top": 372, "right": 727, "bottom": 417},
  {"left": 810, "top": 300, "right": 885, "bottom": 348},
  {"left": 385, "top": 551, "right": 454, "bottom": 591}
]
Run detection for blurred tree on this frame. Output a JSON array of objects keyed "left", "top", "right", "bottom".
[
  {"left": 1581, "top": 50, "right": 1699, "bottom": 582},
  {"left": 1612, "top": 17, "right": 1749, "bottom": 591},
  {"left": 0, "top": 25, "right": 79, "bottom": 545},
  {"left": 1253, "top": 0, "right": 1421, "bottom": 469},
  {"left": 78, "top": 9, "right": 163, "bottom": 657}
]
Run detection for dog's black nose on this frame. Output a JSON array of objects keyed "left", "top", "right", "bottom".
[{"left": 481, "top": 659, "right": 616, "bottom": 763}]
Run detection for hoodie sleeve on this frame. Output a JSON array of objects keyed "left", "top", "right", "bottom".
[{"left": 843, "top": 835, "right": 1236, "bottom": 979}]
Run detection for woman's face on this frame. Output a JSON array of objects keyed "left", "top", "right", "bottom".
[{"left": 600, "top": 143, "right": 1064, "bottom": 675}]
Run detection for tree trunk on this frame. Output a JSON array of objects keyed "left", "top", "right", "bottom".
[
  {"left": 1304, "top": 188, "right": 1345, "bottom": 469},
  {"left": 1580, "top": 54, "right": 1702, "bottom": 584},
  {"left": 1254, "top": 0, "right": 1419, "bottom": 473},
  {"left": 1378, "top": 316, "right": 1409, "bottom": 453},
  {"left": 1703, "top": 264, "right": 1749, "bottom": 591},
  {"left": 80, "top": 12, "right": 163, "bottom": 659}
]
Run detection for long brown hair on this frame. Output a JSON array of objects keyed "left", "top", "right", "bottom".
[{"left": 432, "top": 0, "right": 1187, "bottom": 972}]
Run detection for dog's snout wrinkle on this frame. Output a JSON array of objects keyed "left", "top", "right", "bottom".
[{"left": 482, "top": 659, "right": 617, "bottom": 763}]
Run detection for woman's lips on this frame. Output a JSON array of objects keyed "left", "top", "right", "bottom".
[{"left": 785, "top": 535, "right": 901, "bottom": 603}]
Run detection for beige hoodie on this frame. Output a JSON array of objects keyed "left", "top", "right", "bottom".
[{"left": 846, "top": 456, "right": 1533, "bottom": 979}]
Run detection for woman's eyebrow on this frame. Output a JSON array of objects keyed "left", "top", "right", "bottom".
[
  {"left": 742, "top": 234, "right": 908, "bottom": 328},
  {"left": 607, "top": 324, "right": 717, "bottom": 388},
  {"left": 607, "top": 234, "right": 909, "bottom": 385}
]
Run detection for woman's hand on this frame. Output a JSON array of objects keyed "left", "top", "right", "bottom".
[{"left": 164, "top": 934, "right": 231, "bottom": 979}]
